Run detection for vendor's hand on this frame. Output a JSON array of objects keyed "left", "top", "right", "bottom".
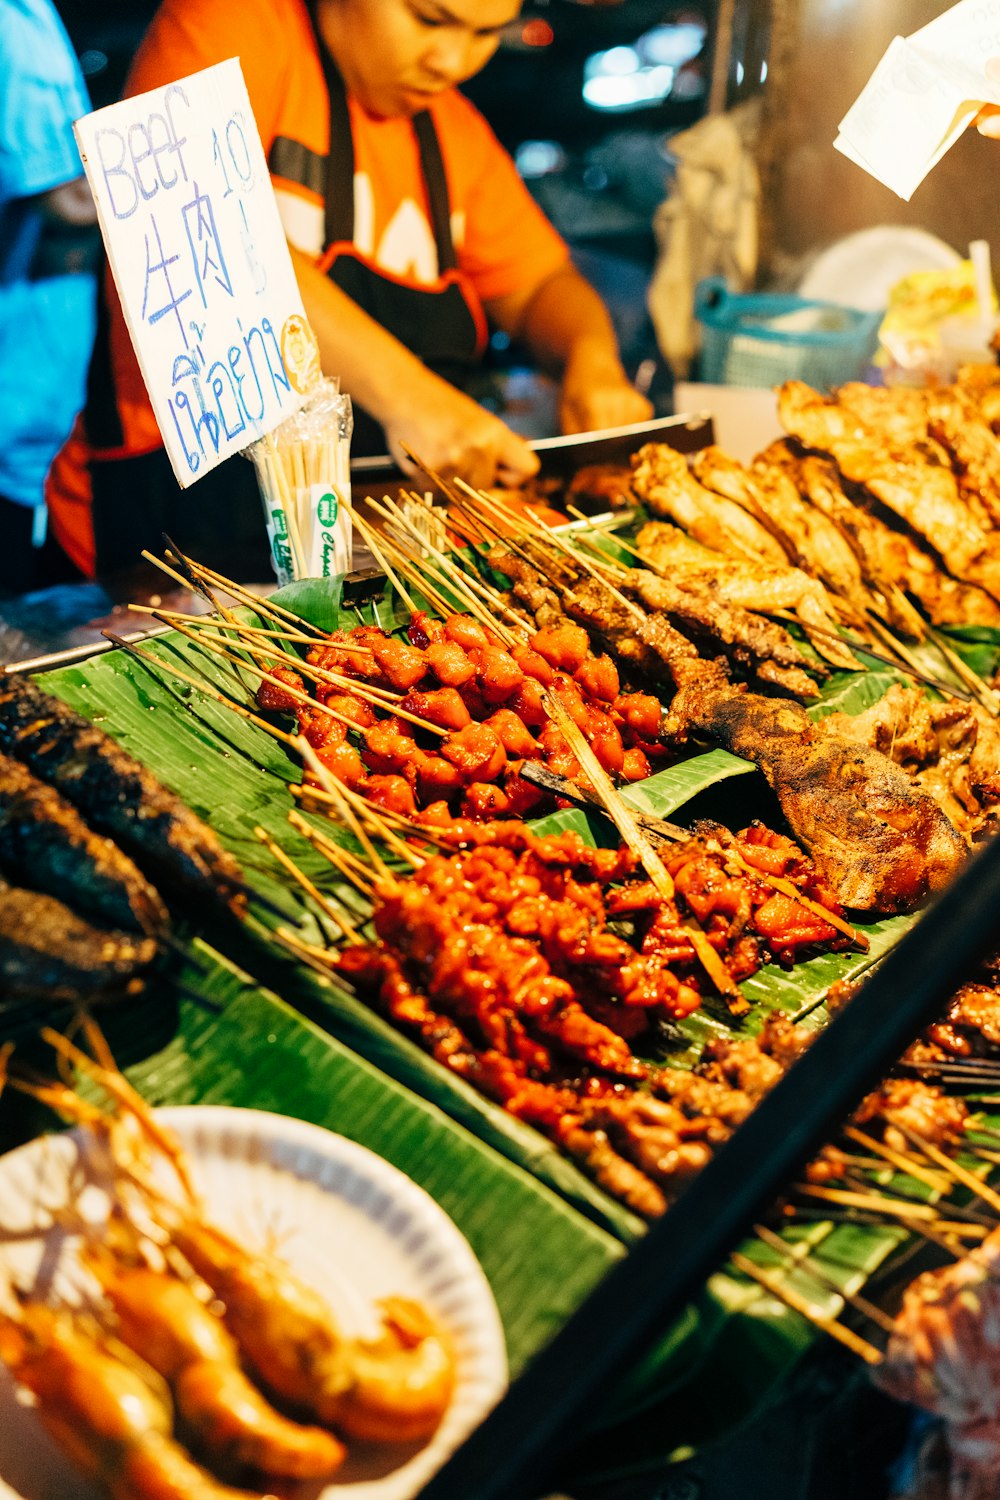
[
  {"left": 559, "top": 342, "right": 654, "bottom": 434},
  {"left": 385, "top": 379, "right": 539, "bottom": 490},
  {"left": 974, "top": 61, "right": 1000, "bottom": 136}
]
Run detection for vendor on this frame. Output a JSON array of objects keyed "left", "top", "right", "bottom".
[{"left": 46, "top": 0, "right": 652, "bottom": 582}]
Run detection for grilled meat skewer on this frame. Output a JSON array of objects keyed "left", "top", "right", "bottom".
[
  {"left": 0, "top": 675, "right": 245, "bottom": 916},
  {"left": 667, "top": 668, "right": 967, "bottom": 913},
  {"left": 0, "top": 751, "right": 168, "bottom": 936},
  {"left": 0, "top": 877, "right": 160, "bottom": 1002}
]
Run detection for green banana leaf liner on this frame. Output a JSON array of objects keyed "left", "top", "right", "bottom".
[{"left": 26, "top": 580, "right": 1000, "bottom": 1471}]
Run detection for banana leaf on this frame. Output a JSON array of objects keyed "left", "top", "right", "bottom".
[{"left": 24, "top": 582, "right": 961, "bottom": 1469}]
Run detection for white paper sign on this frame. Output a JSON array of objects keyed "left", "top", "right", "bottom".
[
  {"left": 74, "top": 59, "right": 319, "bottom": 486},
  {"left": 834, "top": 0, "right": 1000, "bottom": 201}
]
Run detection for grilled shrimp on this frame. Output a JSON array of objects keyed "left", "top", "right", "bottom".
[
  {"left": 321, "top": 1296, "right": 456, "bottom": 1445},
  {"left": 19, "top": 1024, "right": 457, "bottom": 1453},
  {"left": 84, "top": 1250, "right": 346, "bottom": 1481},
  {"left": 168, "top": 1218, "right": 455, "bottom": 1443},
  {"left": 0, "top": 1298, "right": 268, "bottom": 1500},
  {"left": 166, "top": 1215, "right": 350, "bottom": 1412}
]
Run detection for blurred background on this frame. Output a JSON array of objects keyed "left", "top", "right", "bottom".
[
  {"left": 52, "top": 0, "right": 726, "bottom": 415},
  {"left": 47, "top": 0, "right": 1000, "bottom": 410}
]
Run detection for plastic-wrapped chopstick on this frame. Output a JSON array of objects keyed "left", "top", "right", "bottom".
[{"left": 246, "top": 377, "right": 353, "bottom": 583}]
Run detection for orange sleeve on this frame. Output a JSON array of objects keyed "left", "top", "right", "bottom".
[
  {"left": 437, "top": 93, "right": 569, "bottom": 305},
  {"left": 125, "top": 0, "right": 297, "bottom": 153}
]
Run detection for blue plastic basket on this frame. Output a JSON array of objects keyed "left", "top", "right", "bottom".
[{"left": 694, "top": 277, "right": 882, "bottom": 390}]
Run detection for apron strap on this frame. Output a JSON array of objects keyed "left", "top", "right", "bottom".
[{"left": 306, "top": 3, "right": 457, "bottom": 273}]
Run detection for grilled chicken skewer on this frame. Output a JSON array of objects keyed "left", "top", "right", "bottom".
[
  {"left": 667, "top": 666, "right": 968, "bottom": 914},
  {"left": 0, "top": 675, "right": 245, "bottom": 916},
  {"left": 634, "top": 521, "right": 861, "bottom": 669},
  {"left": 777, "top": 380, "right": 1000, "bottom": 605},
  {"left": 0, "top": 752, "right": 168, "bottom": 936}
]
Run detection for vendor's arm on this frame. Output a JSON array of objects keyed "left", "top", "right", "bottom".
[
  {"left": 292, "top": 247, "right": 539, "bottom": 488},
  {"left": 36, "top": 175, "right": 96, "bottom": 228},
  {"left": 487, "top": 263, "right": 653, "bottom": 435}
]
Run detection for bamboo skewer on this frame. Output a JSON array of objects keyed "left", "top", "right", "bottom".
[
  {"left": 155, "top": 617, "right": 449, "bottom": 737},
  {"left": 346, "top": 504, "right": 419, "bottom": 617},
  {"left": 101, "top": 632, "right": 299, "bottom": 747},
  {"left": 305, "top": 780, "right": 425, "bottom": 871},
  {"left": 885, "top": 1115, "right": 1000, "bottom": 1217},
  {"left": 252, "top": 825, "right": 361, "bottom": 943},
  {"left": 751, "top": 1222, "right": 897, "bottom": 1335},
  {"left": 157, "top": 549, "right": 333, "bottom": 640},
  {"left": 793, "top": 1181, "right": 952, "bottom": 1223},
  {"left": 729, "top": 1251, "right": 884, "bottom": 1365},
  {"left": 927, "top": 626, "right": 1000, "bottom": 716},
  {"left": 288, "top": 816, "right": 377, "bottom": 897},
  {"left": 841, "top": 1124, "right": 953, "bottom": 1194},
  {"left": 126, "top": 608, "right": 369, "bottom": 653},
  {"left": 295, "top": 736, "right": 395, "bottom": 886},
  {"left": 272, "top": 925, "right": 350, "bottom": 970},
  {"left": 367, "top": 494, "right": 525, "bottom": 641},
  {"left": 151, "top": 613, "right": 448, "bottom": 741}
]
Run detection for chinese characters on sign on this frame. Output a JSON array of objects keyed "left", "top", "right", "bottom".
[{"left": 75, "top": 59, "right": 317, "bottom": 486}]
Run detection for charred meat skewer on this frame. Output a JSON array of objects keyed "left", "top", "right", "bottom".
[
  {"left": 0, "top": 877, "right": 160, "bottom": 1002},
  {"left": 0, "top": 675, "right": 245, "bottom": 916},
  {"left": 0, "top": 751, "right": 168, "bottom": 936},
  {"left": 667, "top": 668, "right": 967, "bottom": 913}
]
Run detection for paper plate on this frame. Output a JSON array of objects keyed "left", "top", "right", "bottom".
[
  {"left": 0, "top": 1106, "right": 508, "bottom": 1500},
  {"left": 797, "top": 226, "right": 963, "bottom": 311}
]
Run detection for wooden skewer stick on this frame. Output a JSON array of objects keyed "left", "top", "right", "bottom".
[
  {"left": 295, "top": 736, "right": 395, "bottom": 885},
  {"left": 144, "top": 542, "right": 243, "bottom": 637},
  {"left": 366, "top": 498, "right": 512, "bottom": 638},
  {"left": 287, "top": 811, "right": 377, "bottom": 896},
  {"left": 157, "top": 618, "right": 449, "bottom": 738},
  {"left": 156, "top": 549, "right": 332, "bottom": 640},
  {"left": 541, "top": 689, "right": 745, "bottom": 1009},
  {"left": 927, "top": 626, "right": 1000, "bottom": 716},
  {"left": 154, "top": 613, "right": 448, "bottom": 740},
  {"left": 751, "top": 1222, "right": 897, "bottom": 1334},
  {"left": 370, "top": 494, "right": 526, "bottom": 642},
  {"left": 313, "top": 779, "right": 425, "bottom": 870},
  {"left": 885, "top": 1114, "right": 1000, "bottom": 1218},
  {"left": 272, "top": 925, "right": 346, "bottom": 971},
  {"left": 101, "top": 633, "right": 299, "bottom": 747},
  {"left": 794, "top": 1181, "right": 949, "bottom": 1222},
  {"left": 841, "top": 1124, "right": 953, "bottom": 1195},
  {"left": 346, "top": 502, "right": 419, "bottom": 617},
  {"left": 126, "top": 607, "right": 370, "bottom": 653},
  {"left": 292, "top": 785, "right": 454, "bottom": 850},
  {"left": 729, "top": 1251, "right": 883, "bottom": 1365},
  {"left": 397, "top": 443, "right": 466, "bottom": 506},
  {"left": 450, "top": 483, "right": 565, "bottom": 575},
  {"left": 362, "top": 529, "right": 458, "bottom": 622},
  {"left": 252, "top": 825, "right": 361, "bottom": 943}
]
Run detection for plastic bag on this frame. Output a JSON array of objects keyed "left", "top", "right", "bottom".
[{"left": 244, "top": 377, "right": 353, "bottom": 584}]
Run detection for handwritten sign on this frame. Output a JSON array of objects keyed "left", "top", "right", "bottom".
[{"left": 75, "top": 58, "right": 318, "bottom": 486}]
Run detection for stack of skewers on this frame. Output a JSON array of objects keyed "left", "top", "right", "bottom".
[{"left": 19, "top": 360, "right": 1000, "bottom": 1495}]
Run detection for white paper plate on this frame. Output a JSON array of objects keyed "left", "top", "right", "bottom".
[
  {"left": 0, "top": 1107, "right": 507, "bottom": 1500},
  {"left": 798, "top": 226, "right": 963, "bottom": 311}
]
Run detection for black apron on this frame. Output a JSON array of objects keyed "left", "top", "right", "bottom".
[
  {"left": 308, "top": 10, "right": 487, "bottom": 454},
  {"left": 79, "top": 23, "right": 488, "bottom": 579}
]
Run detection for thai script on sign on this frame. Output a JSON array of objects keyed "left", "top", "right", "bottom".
[{"left": 75, "top": 59, "right": 313, "bottom": 486}]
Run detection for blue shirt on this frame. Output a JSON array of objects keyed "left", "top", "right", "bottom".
[{"left": 0, "top": 0, "right": 96, "bottom": 508}]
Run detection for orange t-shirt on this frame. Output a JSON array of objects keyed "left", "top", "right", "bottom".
[{"left": 47, "top": 0, "right": 568, "bottom": 574}]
